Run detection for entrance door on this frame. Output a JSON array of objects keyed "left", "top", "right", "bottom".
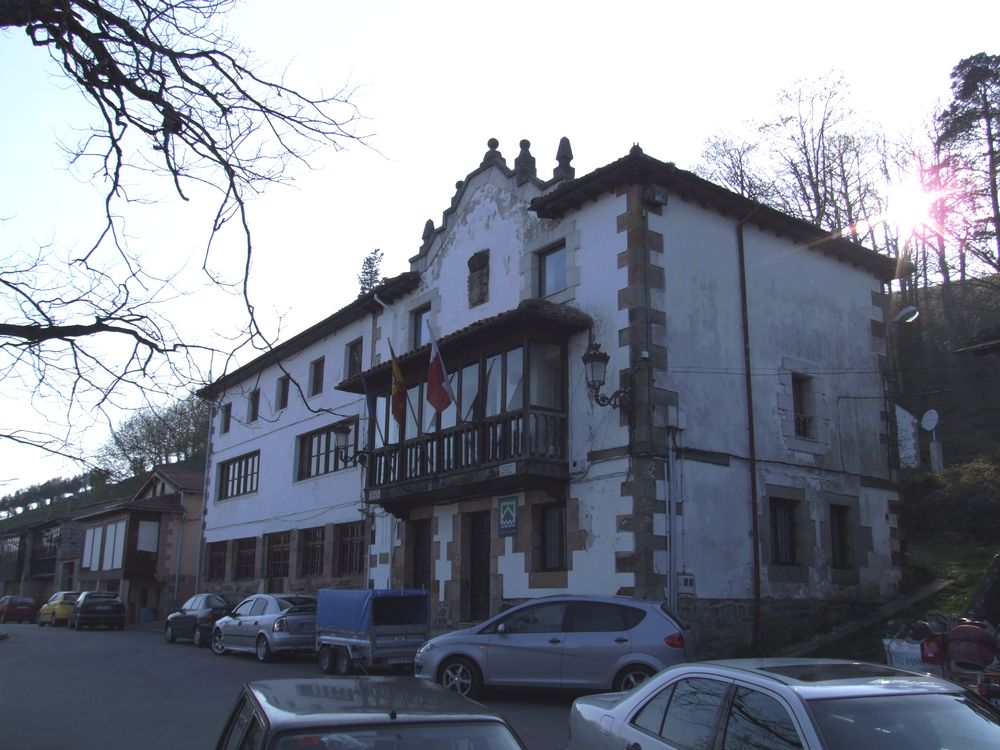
[
  {"left": 410, "top": 519, "right": 432, "bottom": 591},
  {"left": 469, "top": 511, "right": 491, "bottom": 621}
]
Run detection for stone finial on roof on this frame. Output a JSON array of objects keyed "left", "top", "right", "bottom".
[
  {"left": 421, "top": 219, "right": 435, "bottom": 250},
  {"left": 480, "top": 138, "right": 506, "bottom": 168},
  {"left": 630, "top": 143, "right": 644, "bottom": 156},
  {"left": 452, "top": 181, "right": 464, "bottom": 207},
  {"left": 514, "top": 139, "right": 536, "bottom": 185},
  {"left": 554, "top": 136, "right": 575, "bottom": 180}
]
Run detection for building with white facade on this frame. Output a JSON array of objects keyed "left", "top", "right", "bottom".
[{"left": 199, "top": 137, "right": 901, "bottom": 655}]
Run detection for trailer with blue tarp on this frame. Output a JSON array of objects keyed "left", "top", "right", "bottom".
[{"left": 315, "top": 588, "right": 429, "bottom": 675}]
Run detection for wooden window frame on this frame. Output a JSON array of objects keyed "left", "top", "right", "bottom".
[{"left": 219, "top": 451, "right": 260, "bottom": 500}]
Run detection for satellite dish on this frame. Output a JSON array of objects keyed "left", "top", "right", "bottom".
[{"left": 920, "top": 409, "right": 939, "bottom": 432}]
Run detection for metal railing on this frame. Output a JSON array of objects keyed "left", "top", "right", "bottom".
[{"left": 368, "top": 409, "right": 566, "bottom": 489}]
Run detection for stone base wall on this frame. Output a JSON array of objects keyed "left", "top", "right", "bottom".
[{"left": 678, "top": 596, "right": 878, "bottom": 658}]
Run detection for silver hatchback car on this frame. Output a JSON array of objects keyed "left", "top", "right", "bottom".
[
  {"left": 414, "top": 594, "right": 692, "bottom": 699},
  {"left": 211, "top": 593, "right": 316, "bottom": 662}
]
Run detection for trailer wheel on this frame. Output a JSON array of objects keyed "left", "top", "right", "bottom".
[
  {"left": 319, "top": 646, "right": 336, "bottom": 674},
  {"left": 333, "top": 647, "right": 353, "bottom": 676}
]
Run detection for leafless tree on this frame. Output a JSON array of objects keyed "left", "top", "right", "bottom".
[{"left": 0, "top": 1, "right": 362, "bottom": 469}]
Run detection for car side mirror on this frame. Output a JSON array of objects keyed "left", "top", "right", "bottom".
[{"left": 497, "top": 623, "right": 507, "bottom": 635}]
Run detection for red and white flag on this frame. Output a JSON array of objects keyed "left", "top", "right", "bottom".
[{"left": 426, "top": 337, "right": 455, "bottom": 413}]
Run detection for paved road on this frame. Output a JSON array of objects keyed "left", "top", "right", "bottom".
[{"left": 0, "top": 620, "right": 573, "bottom": 749}]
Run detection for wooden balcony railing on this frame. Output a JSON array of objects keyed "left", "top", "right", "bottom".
[{"left": 367, "top": 409, "right": 566, "bottom": 489}]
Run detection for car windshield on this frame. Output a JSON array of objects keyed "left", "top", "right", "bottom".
[
  {"left": 808, "top": 692, "right": 1000, "bottom": 749},
  {"left": 272, "top": 721, "right": 522, "bottom": 750}
]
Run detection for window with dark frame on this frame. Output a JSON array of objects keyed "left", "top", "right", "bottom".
[
  {"left": 264, "top": 531, "right": 290, "bottom": 578},
  {"left": 346, "top": 338, "right": 363, "bottom": 379},
  {"left": 335, "top": 521, "right": 366, "bottom": 576},
  {"left": 247, "top": 389, "right": 260, "bottom": 423},
  {"left": 791, "top": 372, "right": 813, "bottom": 439},
  {"left": 770, "top": 497, "right": 798, "bottom": 566},
  {"left": 220, "top": 403, "right": 232, "bottom": 434},
  {"left": 534, "top": 501, "right": 567, "bottom": 571},
  {"left": 297, "top": 420, "right": 356, "bottom": 480},
  {"left": 206, "top": 541, "right": 227, "bottom": 580},
  {"left": 300, "top": 527, "right": 325, "bottom": 577},
  {"left": 276, "top": 375, "right": 290, "bottom": 411},
  {"left": 234, "top": 538, "right": 256, "bottom": 580},
  {"left": 830, "top": 504, "right": 852, "bottom": 569},
  {"left": 538, "top": 242, "right": 567, "bottom": 297},
  {"left": 374, "top": 342, "right": 565, "bottom": 456},
  {"left": 37, "top": 527, "right": 60, "bottom": 557},
  {"left": 412, "top": 305, "right": 431, "bottom": 349},
  {"left": 219, "top": 451, "right": 260, "bottom": 499},
  {"left": 309, "top": 357, "right": 325, "bottom": 397},
  {"left": 0, "top": 537, "right": 20, "bottom": 563}
]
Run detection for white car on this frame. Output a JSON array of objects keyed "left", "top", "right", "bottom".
[
  {"left": 568, "top": 658, "right": 1000, "bottom": 749},
  {"left": 210, "top": 593, "right": 316, "bottom": 662},
  {"left": 414, "top": 594, "right": 692, "bottom": 699}
]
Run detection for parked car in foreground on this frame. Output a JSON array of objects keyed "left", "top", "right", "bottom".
[
  {"left": 0, "top": 595, "right": 37, "bottom": 624},
  {"left": 211, "top": 593, "right": 316, "bottom": 662},
  {"left": 567, "top": 658, "right": 1000, "bottom": 750},
  {"left": 69, "top": 591, "right": 126, "bottom": 630},
  {"left": 215, "top": 677, "right": 526, "bottom": 749},
  {"left": 37, "top": 591, "right": 80, "bottom": 626},
  {"left": 165, "top": 592, "right": 237, "bottom": 647},
  {"left": 414, "top": 594, "right": 692, "bottom": 699}
]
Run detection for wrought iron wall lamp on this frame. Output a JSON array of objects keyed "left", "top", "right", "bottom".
[
  {"left": 333, "top": 422, "right": 367, "bottom": 466},
  {"left": 582, "top": 339, "right": 631, "bottom": 413}
]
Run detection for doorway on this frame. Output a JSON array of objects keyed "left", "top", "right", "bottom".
[
  {"left": 468, "top": 511, "right": 491, "bottom": 621},
  {"left": 409, "top": 519, "right": 432, "bottom": 592}
]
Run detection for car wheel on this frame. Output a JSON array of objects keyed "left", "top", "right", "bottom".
[
  {"left": 51, "top": 614, "right": 58, "bottom": 627},
  {"left": 614, "top": 664, "right": 654, "bottom": 692},
  {"left": 37, "top": 615, "right": 45, "bottom": 627},
  {"left": 211, "top": 629, "right": 227, "bottom": 655},
  {"left": 439, "top": 657, "right": 482, "bottom": 699},
  {"left": 165, "top": 624, "right": 176, "bottom": 643},
  {"left": 256, "top": 635, "right": 272, "bottom": 663},
  {"left": 318, "top": 646, "right": 336, "bottom": 674},
  {"left": 192, "top": 627, "right": 206, "bottom": 648},
  {"left": 333, "top": 648, "right": 352, "bottom": 676}
]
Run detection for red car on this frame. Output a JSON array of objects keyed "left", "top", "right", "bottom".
[{"left": 0, "top": 595, "right": 38, "bottom": 624}]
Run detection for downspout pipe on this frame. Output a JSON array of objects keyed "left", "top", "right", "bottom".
[
  {"left": 737, "top": 212, "right": 762, "bottom": 651},
  {"left": 173, "top": 500, "right": 185, "bottom": 611}
]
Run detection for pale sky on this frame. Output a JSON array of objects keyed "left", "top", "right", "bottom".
[{"left": 1, "top": 0, "right": 997, "bottom": 495}]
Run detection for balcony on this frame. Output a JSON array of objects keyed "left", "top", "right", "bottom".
[{"left": 366, "top": 408, "right": 567, "bottom": 514}]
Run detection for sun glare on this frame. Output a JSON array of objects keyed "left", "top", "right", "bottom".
[{"left": 883, "top": 176, "right": 956, "bottom": 242}]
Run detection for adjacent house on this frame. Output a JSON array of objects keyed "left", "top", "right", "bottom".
[
  {"left": 198, "top": 138, "right": 901, "bottom": 655},
  {"left": 74, "top": 464, "right": 204, "bottom": 621}
]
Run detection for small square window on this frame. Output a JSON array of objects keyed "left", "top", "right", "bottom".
[
  {"left": 220, "top": 403, "right": 232, "bottom": 434},
  {"left": 276, "top": 375, "right": 289, "bottom": 411},
  {"left": 247, "top": 389, "right": 260, "bottom": 423},
  {"left": 539, "top": 243, "right": 567, "bottom": 297},
  {"left": 309, "top": 357, "right": 325, "bottom": 397},
  {"left": 346, "top": 338, "right": 363, "bottom": 379}
]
